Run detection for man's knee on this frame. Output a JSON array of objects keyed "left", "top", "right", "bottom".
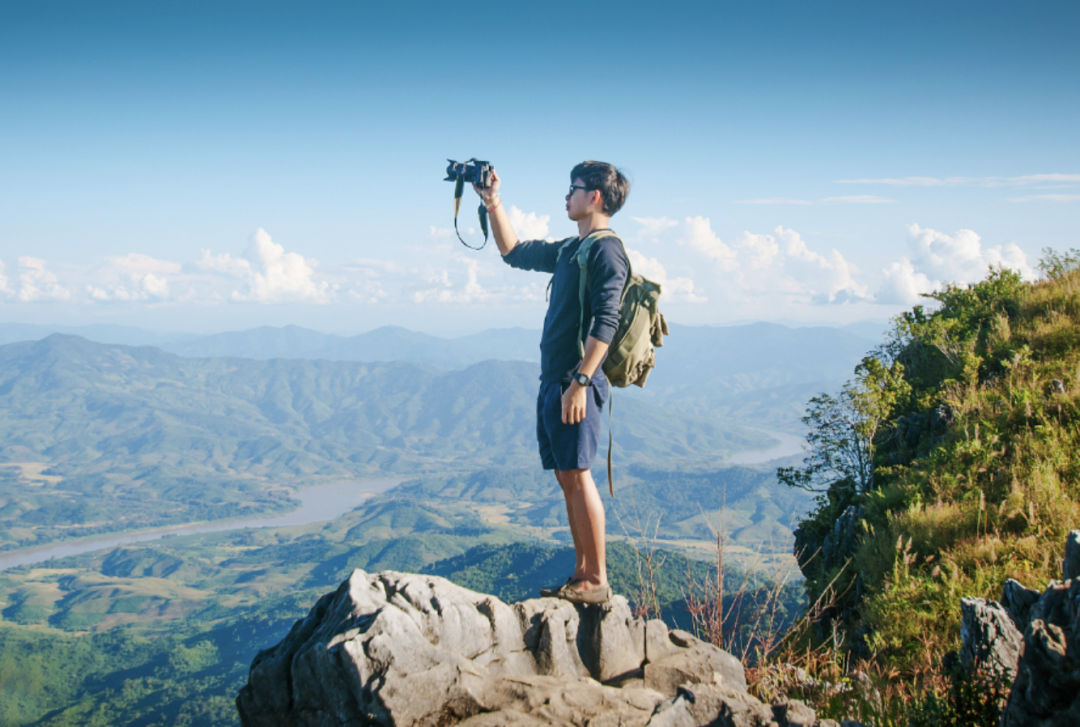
[{"left": 556, "top": 468, "right": 590, "bottom": 492}]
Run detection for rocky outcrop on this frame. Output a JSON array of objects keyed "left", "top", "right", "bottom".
[
  {"left": 1063, "top": 529, "right": 1080, "bottom": 581},
  {"left": 1001, "top": 577, "right": 1080, "bottom": 726},
  {"left": 1000, "top": 579, "right": 1042, "bottom": 633},
  {"left": 236, "top": 570, "right": 836, "bottom": 727},
  {"left": 959, "top": 596, "right": 1023, "bottom": 681}
]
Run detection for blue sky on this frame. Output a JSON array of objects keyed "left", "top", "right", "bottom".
[{"left": 1, "top": 0, "right": 1077, "bottom": 335}]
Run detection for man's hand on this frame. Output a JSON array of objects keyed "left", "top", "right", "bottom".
[
  {"left": 561, "top": 381, "right": 588, "bottom": 425},
  {"left": 472, "top": 169, "right": 501, "bottom": 207}
]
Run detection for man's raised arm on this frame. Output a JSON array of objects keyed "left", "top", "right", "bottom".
[{"left": 473, "top": 170, "right": 519, "bottom": 257}]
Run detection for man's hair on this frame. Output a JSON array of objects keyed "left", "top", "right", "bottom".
[{"left": 571, "top": 161, "right": 630, "bottom": 216}]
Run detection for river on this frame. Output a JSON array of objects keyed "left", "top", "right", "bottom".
[
  {"left": 1, "top": 427, "right": 804, "bottom": 572},
  {"left": 0, "top": 478, "right": 403, "bottom": 571},
  {"left": 724, "top": 426, "right": 806, "bottom": 465}
]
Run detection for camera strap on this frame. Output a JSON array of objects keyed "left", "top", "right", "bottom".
[{"left": 453, "top": 175, "right": 489, "bottom": 250}]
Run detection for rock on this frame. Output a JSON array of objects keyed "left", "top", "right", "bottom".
[
  {"left": 770, "top": 699, "right": 817, "bottom": 726},
  {"left": 645, "top": 684, "right": 773, "bottom": 727},
  {"left": 1064, "top": 530, "right": 1080, "bottom": 581},
  {"left": 643, "top": 628, "right": 748, "bottom": 697},
  {"left": 1002, "top": 578, "right": 1080, "bottom": 727},
  {"left": 579, "top": 594, "right": 646, "bottom": 682},
  {"left": 237, "top": 570, "right": 752, "bottom": 727},
  {"left": 645, "top": 619, "right": 681, "bottom": 663},
  {"left": 1001, "top": 578, "right": 1041, "bottom": 632},
  {"left": 959, "top": 597, "right": 1023, "bottom": 681}
]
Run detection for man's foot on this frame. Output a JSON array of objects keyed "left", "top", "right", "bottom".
[
  {"left": 557, "top": 580, "right": 612, "bottom": 605},
  {"left": 539, "top": 578, "right": 574, "bottom": 598}
]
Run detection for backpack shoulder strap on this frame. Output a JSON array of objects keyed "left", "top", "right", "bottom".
[{"left": 572, "top": 230, "right": 622, "bottom": 357}]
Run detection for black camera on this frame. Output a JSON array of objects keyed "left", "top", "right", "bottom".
[{"left": 445, "top": 158, "right": 493, "bottom": 189}]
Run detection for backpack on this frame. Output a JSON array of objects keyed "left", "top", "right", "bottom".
[{"left": 554, "top": 229, "right": 670, "bottom": 494}]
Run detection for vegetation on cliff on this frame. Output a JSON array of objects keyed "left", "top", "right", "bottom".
[{"left": 777, "top": 251, "right": 1080, "bottom": 719}]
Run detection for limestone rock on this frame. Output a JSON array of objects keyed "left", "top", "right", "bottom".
[
  {"left": 644, "top": 628, "right": 747, "bottom": 697},
  {"left": 645, "top": 684, "right": 773, "bottom": 727},
  {"left": 1001, "top": 579, "right": 1042, "bottom": 633},
  {"left": 959, "top": 596, "right": 1023, "bottom": 681},
  {"left": 1064, "top": 529, "right": 1080, "bottom": 581},
  {"left": 237, "top": 570, "right": 750, "bottom": 727},
  {"left": 1002, "top": 578, "right": 1080, "bottom": 727}
]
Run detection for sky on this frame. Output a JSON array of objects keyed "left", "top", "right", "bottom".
[{"left": 1, "top": 0, "right": 1077, "bottom": 336}]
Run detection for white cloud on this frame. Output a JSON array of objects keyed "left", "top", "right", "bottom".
[
  {"left": 837, "top": 174, "right": 1080, "bottom": 188},
  {"left": 507, "top": 206, "right": 552, "bottom": 241},
  {"left": 192, "top": 229, "right": 332, "bottom": 304},
  {"left": 683, "top": 216, "right": 738, "bottom": 271},
  {"left": 0, "top": 260, "right": 10, "bottom": 296},
  {"left": 16, "top": 257, "right": 71, "bottom": 302},
  {"left": 736, "top": 195, "right": 895, "bottom": 205},
  {"left": 731, "top": 227, "right": 869, "bottom": 304},
  {"left": 874, "top": 224, "right": 1035, "bottom": 305},
  {"left": 625, "top": 248, "right": 706, "bottom": 303},
  {"left": 1008, "top": 194, "right": 1080, "bottom": 203},
  {"left": 630, "top": 216, "right": 679, "bottom": 238},
  {"left": 877, "top": 259, "right": 935, "bottom": 306},
  {"left": 88, "top": 253, "right": 179, "bottom": 302}
]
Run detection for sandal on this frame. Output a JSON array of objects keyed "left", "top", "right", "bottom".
[
  {"left": 540, "top": 577, "right": 575, "bottom": 597},
  {"left": 557, "top": 581, "right": 612, "bottom": 605}
]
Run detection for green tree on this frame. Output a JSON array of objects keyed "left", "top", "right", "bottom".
[{"left": 778, "top": 356, "right": 910, "bottom": 496}]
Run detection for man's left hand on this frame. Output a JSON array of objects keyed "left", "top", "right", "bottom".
[{"left": 561, "top": 382, "right": 588, "bottom": 425}]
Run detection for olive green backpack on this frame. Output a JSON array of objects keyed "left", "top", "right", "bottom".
[{"left": 555, "top": 229, "right": 669, "bottom": 494}]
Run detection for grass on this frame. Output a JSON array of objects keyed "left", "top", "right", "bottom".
[{"left": 757, "top": 256, "right": 1080, "bottom": 723}]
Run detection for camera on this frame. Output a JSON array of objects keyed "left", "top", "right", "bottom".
[{"left": 445, "top": 159, "right": 493, "bottom": 189}]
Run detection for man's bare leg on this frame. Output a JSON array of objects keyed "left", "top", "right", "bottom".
[
  {"left": 556, "top": 468, "right": 607, "bottom": 589},
  {"left": 556, "top": 470, "right": 586, "bottom": 580}
]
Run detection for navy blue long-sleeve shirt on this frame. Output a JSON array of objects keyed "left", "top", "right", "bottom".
[{"left": 503, "top": 231, "right": 630, "bottom": 384}]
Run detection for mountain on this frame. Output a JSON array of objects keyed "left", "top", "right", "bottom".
[
  {"left": 0, "top": 322, "right": 198, "bottom": 348},
  {"left": 0, "top": 320, "right": 878, "bottom": 430},
  {"left": 0, "top": 335, "right": 771, "bottom": 552},
  {"left": 160, "top": 324, "right": 543, "bottom": 367}
]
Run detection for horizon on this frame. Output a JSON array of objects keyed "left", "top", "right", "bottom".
[{"left": 0, "top": 316, "right": 892, "bottom": 341}]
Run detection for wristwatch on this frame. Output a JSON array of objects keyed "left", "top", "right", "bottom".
[{"left": 573, "top": 372, "right": 591, "bottom": 387}]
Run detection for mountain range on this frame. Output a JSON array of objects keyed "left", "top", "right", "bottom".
[{"left": 0, "top": 320, "right": 882, "bottom": 430}]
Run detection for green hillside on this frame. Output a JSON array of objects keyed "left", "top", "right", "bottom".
[
  {"left": 397, "top": 463, "right": 815, "bottom": 560},
  {"left": 788, "top": 258, "right": 1080, "bottom": 678},
  {"left": 0, "top": 335, "right": 772, "bottom": 552}
]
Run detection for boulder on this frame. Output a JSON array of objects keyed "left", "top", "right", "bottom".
[
  {"left": 1064, "top": 530, "right": 1080, "bottom": 581},
  {"left": 236, "top": 570, "right": 752, "bottom": 727},
  {"left": 645, "top": 684, "right": 774, "bottom": 727},
  {"left": 1001, "top": 579, "right": 1042, "bottom": 633},
  {"left": 644, "top": 626, "right": 747, "bottom": 696},
  {"left": 1002, "top": 578, "right": 1080, "bottom": 727},
  {"left": 959, "top": 596, "right": 1023, "bottom": 681}
]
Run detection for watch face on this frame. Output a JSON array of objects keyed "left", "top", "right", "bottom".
[{"left": 576, "top": 373, "right": 589, "bottom": 386}]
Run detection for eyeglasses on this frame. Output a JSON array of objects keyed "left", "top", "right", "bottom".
[{"left": 568, "top": 184, "right": 591, "bottom": 196}]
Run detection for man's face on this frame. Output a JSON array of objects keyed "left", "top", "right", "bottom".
[{"left": 565, "top": 177, "right": 596, "bottom": 221}]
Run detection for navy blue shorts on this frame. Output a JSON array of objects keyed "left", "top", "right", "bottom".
[{"left": 536, "top": 377, "right": 608, "bottom": 471}]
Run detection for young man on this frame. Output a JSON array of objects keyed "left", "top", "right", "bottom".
[{"left": 474, "top": 161, "right": 630, "bottom": 605}]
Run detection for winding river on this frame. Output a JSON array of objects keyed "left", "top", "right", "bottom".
[
  {"left": 0, "top": 478, "right": 403, "bottom": 572},
  {"left": 724, "top": 426, "right": 806, "bottom": 465}
]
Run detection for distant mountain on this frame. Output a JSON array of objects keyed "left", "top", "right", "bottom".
[
  {"left": 622, "top": 322, "right": 877, "bottom": 430},
  {"left": 0, "top": 335, "right": 771, "bottom": 552},
  {"left": 0, "top": 322, "right": 198, "bottom": 348},
  {"left": 159, "top": 325, "right": 542, "bottom": 367},
  {"left": 0, "top": 320, "right": 883, "bottom": 430}
]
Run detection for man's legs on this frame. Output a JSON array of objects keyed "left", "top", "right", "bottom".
[{"left": 555, "top": 467, "right": 607, "bottom": 588}]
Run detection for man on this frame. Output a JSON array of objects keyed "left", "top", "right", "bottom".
[{"left": 474, "top": 161, "right": 630, "bottom": 605}]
